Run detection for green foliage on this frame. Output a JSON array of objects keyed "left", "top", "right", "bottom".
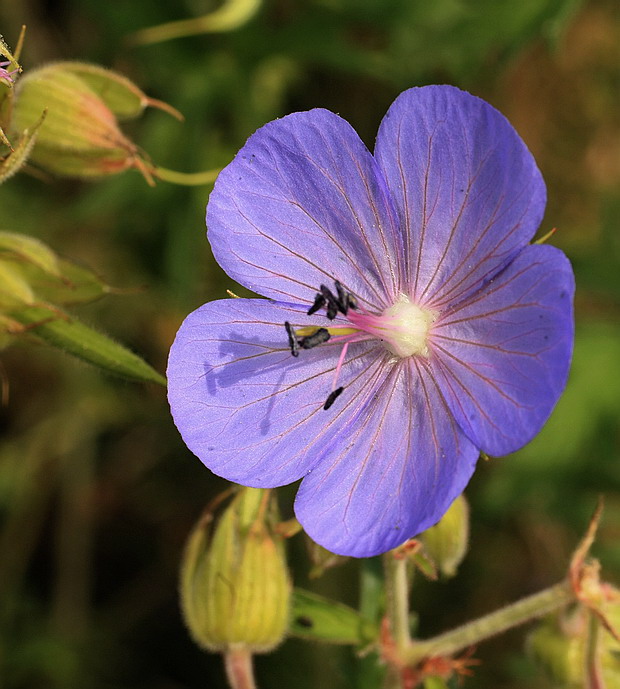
[
  {"left": 0, "top": 230, "right": 165, "bottom": 384},
  {"left": 290, "top": 589, "right": 378, "bottom": 645}
]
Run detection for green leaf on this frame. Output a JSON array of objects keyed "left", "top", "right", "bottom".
[
  {"left": 8, "top": 304, "right": 166, "bottom": 385},
  {"left": 290, "top": 588, "right": 377, "bottom": 645}
]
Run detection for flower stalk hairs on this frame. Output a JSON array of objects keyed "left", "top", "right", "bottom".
[{"left": 168, "top": 85, "right": 574, "bottom": 558}]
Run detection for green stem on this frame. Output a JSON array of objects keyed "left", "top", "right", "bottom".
[
  {"left": 403, "top": 580, "right": 573, "bottom": 665},
  {"left": 585, "top": 610, "right": 604, "bottom": 688},
  {"left": 224, "top": 646, "right": 257, "bottom": 689},
  {"left": 384, "top": 552, "right": 411, "bottom": 652},
  {"left": 153, "top": 166, "right": 220, "bottom": 186}
]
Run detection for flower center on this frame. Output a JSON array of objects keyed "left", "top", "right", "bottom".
[
  {"left": 374, "top": 297, "right": 435, "bottom": 358},
  {"left": 283, "top": 282, "right": 436, "bottom": 410}
]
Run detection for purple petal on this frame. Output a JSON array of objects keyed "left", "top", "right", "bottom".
[
  {"left": 375, "top": 85, "right": 546, "bottom": 308},
  {"left": 167, "top": 298, "right": 391, "bottom": 486},
  {"left": 207, "top": 110, "right": 403, "bottom": 310},
  {"left": 294, "top": 359, "right": 479, "bottom": 557},
  {"left": 430, "top": 245, "right": 574, "bottom": 456}
]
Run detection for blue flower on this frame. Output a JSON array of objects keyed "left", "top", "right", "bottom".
[{"left": 167, "top": 86, "right": 574, "bottom": 557}]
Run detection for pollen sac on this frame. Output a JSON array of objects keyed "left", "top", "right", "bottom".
[
  {"left": 309, "top": 281, "right": 356, "bottom": 319},
  {"left": 307, "top": 293, "right": 325, "bottom": 316},
  {"left": 179, "top": 487, "right": 291, "bottom": 653},
  {"left": 323, "top": 386, "right": 344, "bottom": 410},
  {"left": 284, "top": 321, "right": 299, "bottom": 357},
  {"left": 299, "top": 327, "right": 330, "bottom": 350}
]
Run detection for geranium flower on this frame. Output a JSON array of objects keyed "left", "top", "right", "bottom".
[{"left": 167, "top": 85, "right": 574, "bottom": 557}]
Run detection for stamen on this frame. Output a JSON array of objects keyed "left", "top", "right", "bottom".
[
  {"left": 299, "top": 328, "right": 330, "bottom": 349},
  {"left": 296, "top": 281, "right": 433, "bottom": 411},
  {"left": 320, "top": 285, "right": 339, "bottom": 320},
  {"left": 284, "top": 321, "right": 299, "bottom": 357},
  {"left": 307, "top": 293, "right": 326, "bottom": 316},
  {"left": 323, "top": 386, "right": 344, "bottom": 410},
  {"left": 333, "top": 341, "right": 349, "bottom": 391},
  {"left": 334, "top": 281, "right": 352, "bottom": 315}
]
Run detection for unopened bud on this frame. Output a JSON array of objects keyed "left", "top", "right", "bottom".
[
  {"left": 11, "top": 62, "right": 179, "bottom": 184},
  {"left": 180, "top": 487, "right": 291, "bottom": 653},
  {"left": 419, "top": 495, "right": 469, "bottom": 578}
]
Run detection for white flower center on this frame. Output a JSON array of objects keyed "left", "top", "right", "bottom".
[{"left": 380, "top": 297, "right": 435, "bottom": 358}]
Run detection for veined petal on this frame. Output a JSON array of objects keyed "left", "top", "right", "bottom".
[
  {"left": 207, "top": 110, "right": 403, "bottom": 310},
  {"left": 375, "top": 85, "right": 546, "bottom": 308},
  {"left": 167, "top": 298, "right": 390, "bottom": 486},
  {"left": 294, "top": 359, "right": 479, "bottom": 557},
  {"left": 430, "top": 245, "right": 574, "bottom": 456}
]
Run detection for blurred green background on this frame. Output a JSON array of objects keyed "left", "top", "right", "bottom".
[{"left": 0, "top": 0, "right": 619, "bottom": 687}]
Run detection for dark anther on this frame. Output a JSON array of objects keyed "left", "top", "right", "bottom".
[
  {"left": 320, "top": 284, "right": 340, "bottom": 320},
  {"left": 284, "top": 321, "right": 299, "bottom": 357},
  {"left": 308, "top": 281, "right": 357, "bottom": 320},
  {"left": 307, "top": 293, "right": 326, "bottom": 316},
  {"left": 299, "top": 328, "right": 330, "bottom": 350},
  {"left": 326, "top": 300, "right": 338, "bottom": 320},
  {"left": 323, "top": 386, "right": 344, "bottom": 410},
  {"left": 336, "top": 280, "right": 357, "bottom": 315}
]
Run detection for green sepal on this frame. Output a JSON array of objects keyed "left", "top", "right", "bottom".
[
  {"left": 0, "top": 33, "right": 21, "bottom": 75},
  {"left": 290, "top": 588, "right": 378, "bottom": 645},
  {"left": 411, "top": 550, "right": 439, "bottom": 581},
  {"left": 24, "top": 256, "right": 111, "bottom": 305},
  {"left": 0, "top": 260, "right": 35, "bottom": 308},
  {"left": 0, "top": 230, "right": 61, "bottom": 277},
  {"left": 7, "top": 303, "right": 166, "bottom": 385},
  {"left": 58, "top": 62, "right": 183, "bottom": 121},
  {"left": 0, "top": 230, "right": 111, "bottom": 305},
  {"left": 0, "top": 110, "right": 44, "bottom": 184}
]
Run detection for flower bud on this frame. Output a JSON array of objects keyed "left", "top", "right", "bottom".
[
  {"left": 419, "top": 495, "right": 469, "bottom": 578},
  {"left": 10, "top": 62, "right": 179, "bottom": 183},
  {"left": 180, "top": 487, "right": 291, "bottom": 653}
]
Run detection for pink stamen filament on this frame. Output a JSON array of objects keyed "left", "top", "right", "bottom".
[{"left": 332, "top": 341, "right": 349, "bottom": 391}]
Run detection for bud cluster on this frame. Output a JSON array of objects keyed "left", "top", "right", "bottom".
[{"left": 1, "top": 28, "right": 183, "bottom": 186}]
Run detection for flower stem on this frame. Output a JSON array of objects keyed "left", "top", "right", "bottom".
[
  {"left": 224, "top": 646, "right": 257, "bottom": 689},
  {"left": 403, "top": 580, "right": 573, "bottom": 665},
  {"left": 153, "top": 166, "right": 220, "bottom": 186},
  {"left": 384, "top": 552, "right": 412, "bottom": 653},
  {"left": 585, "top": 610, "right": 604, "bottom": 689}
]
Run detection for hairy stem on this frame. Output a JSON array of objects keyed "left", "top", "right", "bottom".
[
  {"left": 224, "top": 646, "right": 257, "bottom": 689},
  {"left": 384, "top": 552, "right": 412, "bottom": 652},
  {"left": 403, "top": 580, "right": 573, "bottom": 665}
]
